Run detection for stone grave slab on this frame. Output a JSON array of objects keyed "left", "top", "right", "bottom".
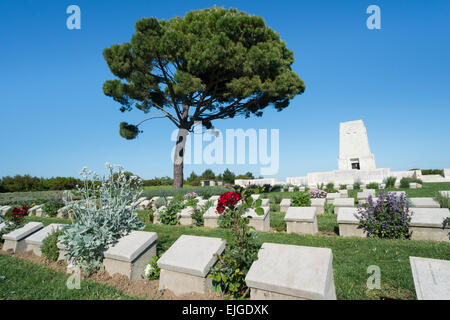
[
  {"left": 157, "top": 235, "right": 226, "bottom": 295},
  {"left": 244, "top": 207, "right": 270, "bottom": 232},
  {"left": 410, "top": 208, "right": 450, "bottom": 242},
  {"left": 203, "top": 207, "right": 220, "bottom": 228},
  {"left": 245, "top": 243, "right": 336, "bottom": 300},
  {"left": 410, "top": 256, "right": 450, "bottom": 300},
  {"left": 337, "top": 208, "right": 366, "bottom": 238},
  {"left": 24, "top": 224, "right": 63, "bottom": 256},
  {"left": 409, "top": 197, "right": 440, "bottom": 208},
  {"left": 333, "top": 198, "right": 355, "bottom": 214},
  {"left": 2, "top": 222, "right": 44, "bottom": 253},
  {"left": 280, "top": 198, "right": 291, "bottom": 213},
  {"left": 103, "top": 231, "right": 158, "bottom": 280},
  {"left": 284, "top": 207, "right": 318, "bottom": 234},
  {"left": 311, "top": 198, "right": 326, "bottom": 214},
  {"left": 179, "top": 207, "right": 195, "bottom": 226}
]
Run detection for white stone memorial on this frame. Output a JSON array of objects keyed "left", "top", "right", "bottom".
[
  {"left": 310, "top": 198, "right": 326, "bottom": 214},
  {"left": 284, "top": 207, "right": 318, "bottom": 234},
  {"left": 203, "top": 206, "right": 220, "bottom": 228},
  {"left": 2, "top": 222, "right": 44, "bottom": 253},
  {"left": 245, "top": 243, "right": 336, "bottom": 300},
  {"left": 157, "top": 235, "right": 226, "bottom": 295},
  {"left": 410, "top": 256, "right": 450, "bottom": 300},
  {"left": 280, "top": 199, "right": 291, "bottom": 213},
  {"left": 326, "top": 193, "right": 340, "bottom": 204},
  {"left": 244, "top": 207, "right": 270, "bottom": 232},
  {"left": 409, "top": 197, "right": 440, "bottom": 208},
  {"left": 410, "top": 208, "right": 450, "bottom": 242},
  {"left": 179, "top": 207, "right": 195, "bottom": 226},
  {"left": 24, "top": 223, "right": 63, "bottom": 256},
  {"left": 103, "top": 231, "right": 158, "bottom": 281},
  {"left": 333, "top": 198, "right": 355, "bottom": 214},
  {"left": 260, "top": 199, "right": 270, "bottom": 207},
  {"left": 337, "top": 208, "right": 366, "bottom": 238},
  {"left": 339, "top": 190, "right": 348, "bottom": 198}
]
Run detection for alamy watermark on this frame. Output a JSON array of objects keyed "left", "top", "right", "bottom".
[
  {"left": 366, "top": 5, "right": 381, "bottom": 30},
  {"left": 170, "top": 122, "right": 279, "bottom": 176},
  {"left": 66, "top": 5, "right": 81, "bottom": 30}
]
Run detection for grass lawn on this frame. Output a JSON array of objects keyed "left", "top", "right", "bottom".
[
  {"left": 0, "top": 254, "right": 138, "bottom": 300},
  {"left": 25, "top": 214, "right": 450, "bottom": 300}
]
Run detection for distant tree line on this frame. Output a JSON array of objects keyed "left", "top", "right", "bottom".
[
  {"left": 0, "top": 169, "right": 260, "bottom": 192},
  {"left": 0, "top": 175, "right": 83, "bottom": 193}
]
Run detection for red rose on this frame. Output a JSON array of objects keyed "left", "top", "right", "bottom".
[{"left": 216, "top": 191, "right": 242, "bottom": 214}]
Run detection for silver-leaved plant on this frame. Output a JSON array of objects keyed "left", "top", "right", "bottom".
[{"left": 58, "top": 162, "right": 144, "bottom": 274}]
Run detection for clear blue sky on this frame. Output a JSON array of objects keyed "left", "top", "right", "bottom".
[{"left": 1, "top": 0, "right": 449, "bottom": 180}]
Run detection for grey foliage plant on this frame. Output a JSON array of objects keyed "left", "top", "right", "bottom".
[{"left": 58, "top": 163, "right": 144, "bottom": 274}]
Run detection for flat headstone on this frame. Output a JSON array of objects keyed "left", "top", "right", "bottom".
[
  {"left": 337, "top": 208, "right": 361, "bottom": 224},
  {"left": 251, "top": 194, "right": 260, "bottom": 200},
  {"left": 138, "top": 200, "right": 152, "bottom": 210},
  {"left": 410, "top": 182, "right": 418, "bottom": 189},
  {"left": 410, "top": 197, "right": 440, "bottom": 208},
  {"left": 244, "top": 207, "right": 269, "bottom": 220},
  {"left": 338, "top": 190, "right": 348, "bottom": 198},
  {"left": 24, "top": 224, "right": 62, "bottom": 245},
  {"left": 2, "top": 222, "right": 43, "bottom": 241},
  {"left": 209, "top": 195, "right": 220, "bottom": 202},
  {"left": 245, "top": 243, "right": 336, "bottom": 300},
  {"left": 410, "top": 256, "right": 450, "bottom": 300},
  {"left": 260, "top": 199, "right": 270, "bottom": 207},
  {"left": 285, "top": 207, "right": 316, "bottom": 222},
  {"left": 333, "top": 198, "right": 355, "bottom": 213},
  {"left": 326, "top": 193, "right": 340, "bottom": 201},
  {"left": 346, "top": 184, "right": 354, "bottom": 190},
  {"left": 410, "top": 208, "right": 450, "bottom": 228},
  {"left": 104, "top": 231, "right": 158, "bottom": 262},
  {"left": 280, "top": 198, "right": 291, "bottom": 207},
  {"left": 379, "top": 183, "right": 386, "bottom": 189},
  {"left": 439, "top": 191, "right": 450, "bottom": 198},
  {"left": 157, "top": 235, "right": 226, "bottom": 277},
  {"left": 288, "top": 187, "right": 294, "bottom": 192},
  {"left": 0, "top": 222, "right": 6, "bottom": 232},
  {"left": 0, "top": 206, "right": 12, "bottom": 215},
  {"left": 387, "top": 191, "right": 406, "bottom": 197},
  {"left": 180, "top": 207, "right": 194, "bottom": 218}
]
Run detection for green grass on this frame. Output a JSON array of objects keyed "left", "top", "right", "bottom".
[
  {"left": 25, "top": 214, "right": 450, "bottom": 300},
  {"left": 0, "top": 254, "right": 139, "bottom": 300}
]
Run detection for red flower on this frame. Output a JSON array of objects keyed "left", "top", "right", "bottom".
[{"left": 216, "top": 191, "right": 242, "bottom": 214}]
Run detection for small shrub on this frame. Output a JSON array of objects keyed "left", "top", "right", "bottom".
[
  {"left": 353, "top": 181, "right": 362, "bottom": 190},
  {"left": 400, "top": 177, "right": 423, "bottom": 188},
  {"left": 273, "top": 194, "right": 282, "bottom": 204},
  {"left": 366, "top": 182, "right": 379, "bottom": 190},
  {"left": 41, "top": 229, "right": 64, "bottom": 262},
  {"left": 144, "top": 255, "right": 161, "bottom": 280},
  {"left": 191, "top": 200, "right": 213, "bottom": 226},
  {"left": 153, "top": 197, "right": 166, "bottom": 209},
  {"left": 437, "top": 193, "right": 450, "bottom": 209},
  {"left": 42, "top": 197, "right": 65, "bottom": 217},
  {"left": 384, "top": 176, "right": 397, "bottom": 188},
  {"left": 358, "top": 192, "right": 412, "bottom": 239},
  {"left": 339, "top": 184, "right": 347, "bottom": 190},
  {"left": 291, "top": 192, "right": 311, "bottom": 207},
  {"left": 158, "top": 200, "right": 184, "bottom": 225},
  {"left": 185, "top": 198, "right": 199, "bottom": 208}
]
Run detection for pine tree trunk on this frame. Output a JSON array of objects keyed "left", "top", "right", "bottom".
[{"left": 173, "top": 128, "right": 188, "bottom": 189}]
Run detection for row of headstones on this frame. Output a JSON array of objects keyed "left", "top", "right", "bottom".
[
  {"left": 2, "top": 222, "right": 448, "bottom": 300},
  {"left": 284, "top": 182, "right": 422, "bottom": 192},
  {"left": 152, "top": 195, "right": 271, "bottom": 232}
]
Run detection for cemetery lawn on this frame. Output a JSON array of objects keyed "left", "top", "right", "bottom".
[
  {"left": 25, "top": 215, "right": 450, "bottom": 300},
  {"left": 0, "top": 254, "right": 139, "bottom": 300}
]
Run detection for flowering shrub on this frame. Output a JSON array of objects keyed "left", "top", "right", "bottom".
[
  {"left": 191, "top": 200, "right": 214, "bottom": 226},
  {"left": 210, "top": 188, "right": 262, "bottom": 298},
  {"left": 58, "top": 163, "right": 144, "bottom": 274},
  {"left": 41, "top": 229, "right": 64, "bottom": 262},
  {"left": 144, "top": 255, "right": 160, "bottom": 280},
  {"left": 216, "top": 191, "right": 242, "bottom": 214},
  {"left": 357, "top": 192, "right": 412, "bottom": 239},
  {"left": 0, "top": 207, "right": 28, "bottom": 243},
  {"left": 7, "top": 206, "right": 29, "bottom": 224},
  {"left": 184, "top": 192, "right": 198, "bottom": 199},
  {"left": 291, "top": 192, "right": 311, "bottom": 207},
  {"left": 309, "top": 189, "right": 327, "bottom": 199}
]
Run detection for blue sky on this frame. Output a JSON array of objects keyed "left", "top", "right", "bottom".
[{"left": 0, "top": 0, "right": 449, "bottom": 180}]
